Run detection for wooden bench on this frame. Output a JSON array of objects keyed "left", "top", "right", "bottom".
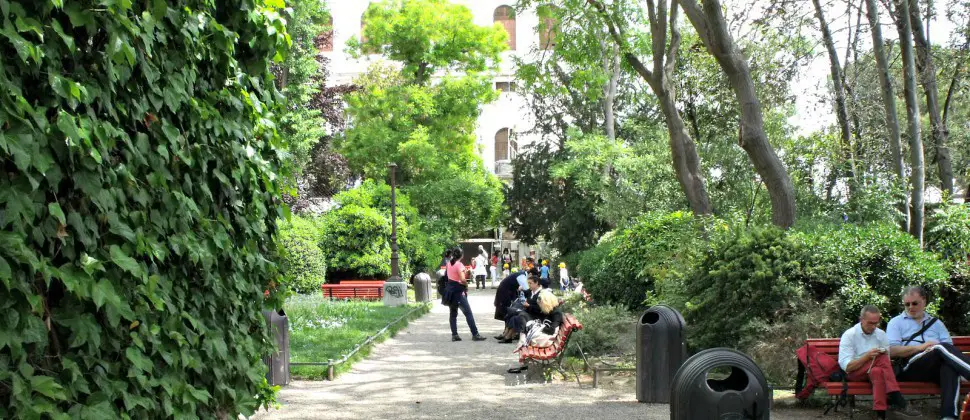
[
  {"left": 516, "top": 313, "right": 586, "bottom": 383},
  {"left": 805, "top": 336, "right": 970, "bottom": 416},
  {"left": 320, "top": 280, "right": 385, "bottom": 300}
]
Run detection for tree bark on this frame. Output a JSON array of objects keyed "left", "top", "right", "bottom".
[
  {"left": 588, "top": 0, "right": 713, "bottom": 217},
  {"left": 908, "top": 0, "right": 955, "bottom": 197},
  {"left": 603, "top": 42, "right": 620, "bottom": 140},
  {"left": 894, "top": 0, "right": 925, "bottom": 245},
  {"left": 677, "top": 0, "right": 797, "bottom": 228},
  {"left": 865, "top": 0, "right": 909, "bottom": 231},
  {"left": 812, "top": 0, "right": 857, "bottom": 184}
]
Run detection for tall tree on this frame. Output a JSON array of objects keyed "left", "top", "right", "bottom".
[
  {"left": 812, "top": 0, "right": 858, "bottom": 185},
  {"left": 865, "top": 0, "right": 910, "bottom": 230},
  {"left": 587, "top": 0, "right": 713, "bottom": 217},
  {"left": 908, "top": 0, "right": 956, "bottom": 197},
  {"left": 677, "top": 0, "right": 798, "bottom": 228},
  {"left": 893, "top": 0, "right": 927, "bottom": 244}
]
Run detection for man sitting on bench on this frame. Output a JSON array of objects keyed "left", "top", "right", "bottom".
[
  {"left": 839, "top": 305, "right": 919, "bottom": 419},
  {"left": 888, "top": 286, "right": 970, "bottom": 420}
]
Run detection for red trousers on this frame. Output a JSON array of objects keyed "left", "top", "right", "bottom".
[{"left": 846, "top": 354, "right": 899, "bottom": 411}]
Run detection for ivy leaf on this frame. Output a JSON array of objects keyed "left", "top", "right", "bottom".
[
  {"left": 91, "top": 279, "right": 120, "bottom": 309},
  {"left": 30, "top": 375, "right": 67, "bottom": 400},
  {"left": 109, "top": 245, "right": 142, "bottom": 277},
  {"left": 125, "top": 347, "right": 153, "bottom": 373},
  {"left": 48, "top": 203, "right": 66, "bottom": 225}
]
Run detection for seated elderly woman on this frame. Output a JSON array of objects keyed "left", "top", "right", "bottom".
[
  {"left": 498, "top": 274, "right": 542, "bottom": 343},
  {"left": 507, "top": 289, "right": 564, "bottom": 374}
]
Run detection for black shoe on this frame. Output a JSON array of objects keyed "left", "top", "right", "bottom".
[
  {"left": 472, "top": 335, "right": 487, "bottom": 341},
  {"left": 452, "top": 335, "right": 462, "bottom": 341},
  {"left": 493, "top": 335, "right": 505, "bottom": 339},
  {"left": 499, "top": 337, "right": 517, "bottom": 343},
  {"left": 507, "top": 366, "right": 529, "bottom": 374},
  {"left": 888, "top": 404, "right": 920, "bottom": 418}
]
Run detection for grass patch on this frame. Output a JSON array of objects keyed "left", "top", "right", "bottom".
[{"left": 286, "top": 294, "right": 430, "bottom": 379}]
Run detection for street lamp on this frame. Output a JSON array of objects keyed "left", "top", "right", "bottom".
[{"left": 388, "top": 162, "right": 401, "bottom": 283}]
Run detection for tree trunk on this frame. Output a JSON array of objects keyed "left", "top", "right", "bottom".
[
  {"left": 677, "top": 0, "right": 797, "bottom": 228},
  {"left": 908, "top": 0, "right": 955, "bottom": 198},
  {"left": 866, "top": 0, "right": 910, "bottom": 231},
  {"left": 812, "top": 0, "right": 857, "bottom": 184},
  {"left": 894, "top": 0, "right": 925, "bottom": 245},
  {"left": 589, "top": 0, "right": 713, "bottom": 217},
  {"left": 603, "top": 42, "right": 620, "bottom": 140}
]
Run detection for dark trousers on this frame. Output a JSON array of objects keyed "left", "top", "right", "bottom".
[
  {"left": 475, "top": 275, "right": 485, "bottom": 289},
  {"left": 898, "top": 343, "right": 970, "bottom": 417},
  {"left": 449, "top": 292, "right": 479, "bottom": 337}
]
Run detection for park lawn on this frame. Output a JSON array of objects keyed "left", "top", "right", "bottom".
[{"left": 286, "top": 294, "right": 430, "bottom": 379}]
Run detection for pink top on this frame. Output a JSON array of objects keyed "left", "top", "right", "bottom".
[{"left": 447, "top": 261, "right": 466, "bottom": 284}]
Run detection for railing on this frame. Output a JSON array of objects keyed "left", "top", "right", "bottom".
[{"left": 289, "top": 302, "right": 430, "bottom": 380}]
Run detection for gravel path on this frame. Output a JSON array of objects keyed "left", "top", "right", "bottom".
[{"left": 249, "top": 288, "right": 909, "bottom": 419}]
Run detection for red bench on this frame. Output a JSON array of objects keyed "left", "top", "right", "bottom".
[
  {"left": 516, "top": 313, "right": 586, "bottom": 383},
  {"left": 805, "top": 336, "right": 970, "bottom": 415},
  {"left": 320, "top": 280, "right": 385, "bottom": 300}
]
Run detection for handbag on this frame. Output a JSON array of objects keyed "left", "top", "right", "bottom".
[
  {"left": 508, "top": 293, "right": 526, "bottom": 316},
  {"left": 892, "top": 317, "right": 938, "bottom": 377}
]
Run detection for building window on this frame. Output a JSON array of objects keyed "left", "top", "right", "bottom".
[
  {"left": 495, "top": 81, "right": 516, "bottom": 92},
  {"left": 495, "top": 128, "right": 517, "bottom": 162},
  {"left": 493, "top": 6, "right": 516, "bottom": 50},
  {"left": 317, "top": 15, "right": 333, "bottom": 52},
  {"left": 495, "top": 128, "right": 510, "bottom": 161},
  {"left": 538, "top": 4, "right": 559, "bottom": 50}
]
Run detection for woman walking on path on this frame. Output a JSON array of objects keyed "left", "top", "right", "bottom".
[{"left": 443, "top": 248, "right": 487, "bottom": 342}]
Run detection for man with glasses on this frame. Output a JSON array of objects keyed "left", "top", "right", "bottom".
[
  {"left": 887, "top": 286, "right": 970, "bottom": 420},
  {"left": 839, "top": 305, "right": 919, "bottom": 418}
]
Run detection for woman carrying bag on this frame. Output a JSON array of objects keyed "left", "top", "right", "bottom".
[{"left": 442, "top": 248, "right": 486, "bottom": 342}]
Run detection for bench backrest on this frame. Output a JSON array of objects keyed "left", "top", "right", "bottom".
[
  {"left": 807, "top": 336, "right": 970, "bottom": 358},
  {"left": 338, "top": 280, "right": 386, "bottom": 286},
  {"left": 554, "top": 314, "right": 582, "bottom": 351}
]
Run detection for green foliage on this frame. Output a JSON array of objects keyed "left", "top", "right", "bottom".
[
  {"left": 584, "top": 212, "right": 702, "bottom": 310},
  {"left": 795, "top": 222, "right": 949, "bottom": 320},
  {"left": 683, "top": 227, "right": 806, "bottom": 350},
  {"left": 349, "top": 0, "right": 506, "bottom": 84},
  {"left": 926, "top": 202, "right": 970, "bottom": 334},
  {"left": 277, "top": 217, "right": 326, "bottom": 293},
  {"left": 0, "top": 1, "right": 289, "bottom": 417},
  {"left": 285, "top": 294, "right": 429, "bottom": 379},
  {"left": 505, "top": 142, "right": 611, "bottom": 255},
  {"left": 566, "top": 302, "right": 635, "bottom": 358}
]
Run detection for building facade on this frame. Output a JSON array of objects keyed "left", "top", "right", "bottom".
[{"left": 321, "top": 1, "right": 552, "bottom": 179}]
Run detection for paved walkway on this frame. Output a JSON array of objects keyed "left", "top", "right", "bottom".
[{"left": 249, "top": 289, "right": 877, "bottom": 419}]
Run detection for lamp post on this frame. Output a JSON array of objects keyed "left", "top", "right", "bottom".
[
  {"left": 388, "top": 162, "right": 400, "bottom": 283},
  {"left": 383, "top": 162, "right": 407, "bottom": 306}
]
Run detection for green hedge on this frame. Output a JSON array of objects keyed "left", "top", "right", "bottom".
[
  {"left": 0, "top": 2, "right": 288, "bottom": 417},
  {"left": 277, "top": 217, "right": 327, "bottom": 293}
]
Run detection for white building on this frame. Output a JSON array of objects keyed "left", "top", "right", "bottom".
[{"left": 320, "top": 1, "right": 554, "bottom": 179}]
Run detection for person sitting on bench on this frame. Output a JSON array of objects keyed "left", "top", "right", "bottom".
[
  {"left": 838, "top": 305, "right": 919, "bottom": 419},
  {"left": 888, "top": 286, "right": 970, "bottom": 420}
]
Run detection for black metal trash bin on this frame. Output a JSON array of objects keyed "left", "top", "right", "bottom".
[
  {"left": 670, "top": 348, "right": 770, "bottom": 420},
  {"left": 636, "top": 305, "right": 687, "bottom": 403},
  {"left": 263, "top": 309, "right": 290, "bottom": 386}
]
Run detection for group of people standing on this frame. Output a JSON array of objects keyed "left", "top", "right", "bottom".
[{"left": 837, "top": 286, "right": 970, "bottom": 419}]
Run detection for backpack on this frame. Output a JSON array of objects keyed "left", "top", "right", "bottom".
[{"left": 794, "top": 343, "right": 844, "bottom": 400}]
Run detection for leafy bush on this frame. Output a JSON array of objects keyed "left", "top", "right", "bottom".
[
  {"left": 0, "top": 2, "right": 288, "bottom": 417},
  {"left": 795, "top": 222, "right": 948, "bottom": 321},
  {"left": 566, "top": 304, "right": 636, "bottom": 358},
  {"left": 277, "top": 217, "right": 327, "bottom": 293},
  {"left": 926, "top": 202, "right": 970, "bottom": 334},
  {"left": 683, "top": 227, "right": 805, "bottom": 350},
  {"left": 582, "top": 212, "right": 703, "bottom": 310}
]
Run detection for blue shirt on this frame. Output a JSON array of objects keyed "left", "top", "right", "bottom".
[
  {"left": 539, "top": 266, "right": 549, "bottom": 279},
  {"left": 886, "top": 312, "right": 952, "bottom": 346}
]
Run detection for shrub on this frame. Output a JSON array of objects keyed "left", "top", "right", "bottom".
[
  {"left": 566, "top": 304, "right": 636, "bottom": 358},
  {"left": 683, "top": 227, "right": 805, "bottom": 350},
  {"left": 320, "top": 204, "right": 395, "bottom": 280},
  {"left": 795, "top": 222, "right": 948, "bottom": 321},
  {"left": 277, "top": 217, "right": 327, "bottom": 293},
  {"left": 0, "top": 2, "right": 288, "bottom": 417},
  {"left": 926, "top": 202, "right": 970, "bottom": 334},
  {"left": 600, "top": 212, "right": 701, "bottom": 310}
]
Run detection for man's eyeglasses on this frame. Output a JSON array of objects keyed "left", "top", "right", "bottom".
[{"left": 903, "top": 301, "right": 922, "bottom": 307}]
